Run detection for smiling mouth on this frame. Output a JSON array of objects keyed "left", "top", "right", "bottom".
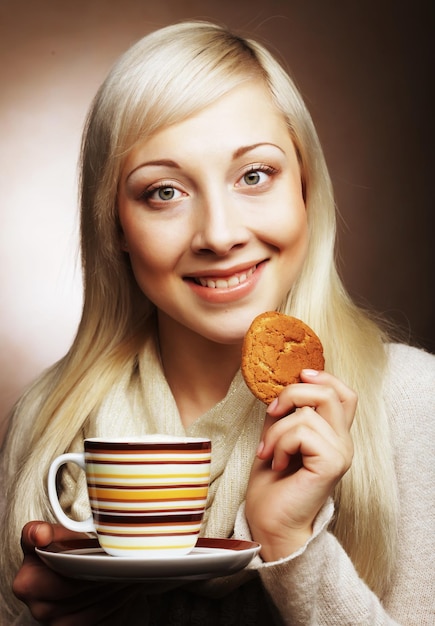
[{"left": 192, "top": 265, "right": 257, "bottom": 289}]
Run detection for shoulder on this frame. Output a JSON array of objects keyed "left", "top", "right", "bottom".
[
  {"left": 383, "top": 342, "right": 435, "bottom": 438},
  {"left": 386, "top": 342, "right": 435, "bottom": 374},
  {"left": 385, "top": 343, "right": 435, "bottom": 394}
]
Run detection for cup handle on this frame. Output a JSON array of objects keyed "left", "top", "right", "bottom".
[{"left": 48, "top": 452, "right": 95, "bottom": 534}]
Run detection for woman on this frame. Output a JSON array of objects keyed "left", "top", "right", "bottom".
[{"left": 1, "top": 21, "right": 433, "bottom": 625}]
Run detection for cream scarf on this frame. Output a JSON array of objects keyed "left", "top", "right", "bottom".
[{"left": 62, "top": 332, "right": 266, "bottom": 541}]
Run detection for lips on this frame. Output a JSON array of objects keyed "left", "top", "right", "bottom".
[
  {"left": 185, "top": 261, "right": 265, "bottom": 303},
  {"left": 194, "top": 265, "right": 256, "bottom": 289}
]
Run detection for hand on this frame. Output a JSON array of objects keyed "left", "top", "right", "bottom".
[
  {"left": 12, "top": 522, "right": 146, "bottom": 625},
  {"left": 245, "top": 369, "right": 356, "bottom": 561}
]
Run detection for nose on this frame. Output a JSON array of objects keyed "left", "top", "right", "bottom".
[{"left": 190, "top": 190, "right": 250, "bottom": 256}]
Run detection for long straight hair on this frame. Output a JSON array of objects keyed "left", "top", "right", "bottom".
[{"left": 1, "top": 21, "right": 397, "bottom": 617}]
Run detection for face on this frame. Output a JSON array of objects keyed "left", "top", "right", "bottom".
[{"left": 118, "top": 81, "right": 308, "bottom": 346}]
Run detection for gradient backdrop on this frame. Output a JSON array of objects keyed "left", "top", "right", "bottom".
[{"left": 1, "top": 0, "right": 434, "bottom": 440}]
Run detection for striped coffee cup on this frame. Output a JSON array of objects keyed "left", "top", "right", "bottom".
[{"left": 48, "top": 436, "right": 212, "bottom": 558}]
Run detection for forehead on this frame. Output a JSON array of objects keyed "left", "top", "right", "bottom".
[{"left": 123, "top": 81, "right": 291, "bottom": 167}]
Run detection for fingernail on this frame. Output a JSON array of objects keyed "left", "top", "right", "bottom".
[
  {"left": 267, "top": 398, "right": 279, "bottom": 413},
  {"left": 256, "top": 441, "right": 265, "bottom": 457},
  {"left": 302, "top": 369, "right": 319, "bottom": 376},
  {"left": 29, "top": 522, "right": 43, "bottom": 543}
]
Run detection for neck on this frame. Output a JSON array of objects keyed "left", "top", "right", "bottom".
[{"left": 157, "top": 316, "right": 242, "bottom": 428}]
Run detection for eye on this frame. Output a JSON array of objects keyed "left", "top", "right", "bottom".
[
  {"left": 243, "top": 170, "right": 262, "bottom": 185},
  {"left": 238, "top": 165, "right": 277, "bottom": 189},
  {"left": 140, "top": 183, "right": 185, "bottom": 206},
  {"left": 155, "top": 186, "right": 178, "bottom": 201}
]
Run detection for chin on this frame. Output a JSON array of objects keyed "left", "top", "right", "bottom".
[{"left": 199, "top": 310, "right": 267, "bottom": 345}]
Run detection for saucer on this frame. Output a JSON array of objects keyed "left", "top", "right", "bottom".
[{"left": 36, "top": 537, "right": 261, "bottom": 581}]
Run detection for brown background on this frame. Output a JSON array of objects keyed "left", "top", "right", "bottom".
[{"left": 1, "top": 0, "right": 434, "bottom": 439}]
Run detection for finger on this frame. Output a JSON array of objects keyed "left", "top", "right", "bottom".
[
  {"left": 267, "top": 372, "right": 357, "bottom": 434},
  {"left": 14, "top": 549, "right": 139, "bottom": 623},
  {"left": 13, "top": 554, "right": 78, "bottom": 604},
  {"left": 256, "top": 408, "right": 327, "bottom": 459},
  {"left": 16, "top": 523, "right": 104, "bottom": 610},
  {"left": 259, "top": 407, "right": 353, "bottom": 474},
  {"left": 21, "top": 521, "right": 55, "bottom": 554},
  {"left": 14, "top": 552, "right": 108, "bottom": 610},
  {"left": 269, "top": 415, "right": 352, "bottom": 475},
  {"left": 260, "top": 407, "right": 339, "bottom": 460},
  {"left": 24, "top": 582, "right": 142, "bottom": 625},
  {"left": 301, "top": 369, "right": 358, "bottom": 419},
  {"left": 21, "top": 521, "right": 92, "bottom": 553}
]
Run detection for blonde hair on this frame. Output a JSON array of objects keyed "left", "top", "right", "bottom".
[{"left": 1, "top": 21, "right": 397, "bottom": 617}]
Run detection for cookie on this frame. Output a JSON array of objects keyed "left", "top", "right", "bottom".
[{"left": 241, "top": 311, "right": 325, "bottom": 404}]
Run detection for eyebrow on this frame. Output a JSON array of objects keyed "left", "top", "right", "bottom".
[
  {"left": 126, "top": 143, "right": 285, "bottom": 180},
  {"left": 232, "top": 142, "right": 285, "bottom": 159}
]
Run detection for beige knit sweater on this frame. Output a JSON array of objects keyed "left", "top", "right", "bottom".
[
  {"left": 2, "top": 343, "right": 434, "bottom": 624},
  {"left": 240, "top": 342, "right": 435, "bottom": 625}
]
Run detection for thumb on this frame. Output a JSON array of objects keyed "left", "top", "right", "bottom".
[
  {"left": 21, "top": 521, "right": 86, "bottom": 554},
  {"left": 20, "top": 521, "right": 56, "bottom": 554}
]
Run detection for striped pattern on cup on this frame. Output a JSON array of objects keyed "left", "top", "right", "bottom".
[{"left": 84, "top": 438, "right": 211, "bottom": 557}]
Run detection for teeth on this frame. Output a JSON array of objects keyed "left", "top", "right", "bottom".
[{"left": 197, "top": 266, "right": 255, "bottom": 289}]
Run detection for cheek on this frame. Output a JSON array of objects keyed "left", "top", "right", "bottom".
[
  {"left": 267, "top": 200, "right": 308, "bottom": 254},
  {"left": 127, "top": 235, "right": 167, "bottom": 276},
  {"left": 125, "top": 240, "right": 170, "bottom": 302},
  {"left": 123, "top": 221, "right": 186, "bottom": 284}
]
